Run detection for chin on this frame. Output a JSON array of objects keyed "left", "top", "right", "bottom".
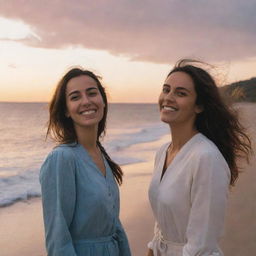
[
  {"left": 76, "top": 119, "right": 100, "bottom": 128},
  {"left": 85, "top": 120, "right": 101, "bottom": 127},
  {"left": 160, "top": 117, "right": 171, "bottom": 124}
]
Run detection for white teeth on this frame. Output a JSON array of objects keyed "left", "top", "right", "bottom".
[
  {"left": 163, "top": 106, "right": 177, "bottom": 111},
  {"left": 81, "top": 110, "right": 96, "bottom": 115}
]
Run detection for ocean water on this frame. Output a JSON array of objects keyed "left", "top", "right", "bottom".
[{"left": 0, "top": 102, "right": 169, "bottom": 207}]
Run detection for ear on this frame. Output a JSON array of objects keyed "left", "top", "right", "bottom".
[{"left": 195, "top": 105, "right": 204, "bottom": 114}]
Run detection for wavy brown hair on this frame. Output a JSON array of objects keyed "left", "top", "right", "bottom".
[
  {"left": 47, "top": 67, "right": 123, "bottom": 184},
  {"left": 168, "top": 59, "right": 252, "bottom": 186}
]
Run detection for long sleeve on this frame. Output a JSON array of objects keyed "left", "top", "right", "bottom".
[
  {"left": 183, "top": 150, "right": 230, "bottom": 256},
  {"left": 40, "top": 148, "right": 77, "bottom": 256},
  {"left": 147, "top": 143, "right": 169, "bottom": 250},
  {"left": 116, "top": 218, "right": 132, "bottom": 256}
]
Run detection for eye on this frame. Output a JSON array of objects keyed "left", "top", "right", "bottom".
[
  {"left": 162, "top": 87, "right": 170, "bottom": 94},
  {"left": 176, "top": 91, "right": 187, "bottom": 97},
  {"left": 70, "top": 95, "right": 79, "bottom": 101},
  {"left": 88, "top": 90, "right": 98, "bottom": 97}
]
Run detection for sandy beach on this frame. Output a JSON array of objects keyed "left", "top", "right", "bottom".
[
  {"left": 220, "top": 103, "right": 256, "bottom": 255},
  {"left": 0, "top": 103, "right": 255, "bottom": 256}
]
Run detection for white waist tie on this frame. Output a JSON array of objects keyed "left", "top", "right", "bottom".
[
  {"left": 150, "top": 227, "right": 222, "bottom": 256},
  {"left": 151, "top": 226, "right": 185, "bottom": 256}
]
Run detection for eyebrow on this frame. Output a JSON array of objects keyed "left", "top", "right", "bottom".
[
  {"left": 68, "top": 86, "right": 98, "bottom": 97},
  {"left": 163, "top": 84, "right": 191, "bottom": 92}
]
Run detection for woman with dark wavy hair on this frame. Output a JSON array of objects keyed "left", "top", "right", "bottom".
[
  {"left": 40, "top": 68, "right": 131, "bottom": 256},
  {"left": 147, "top": 59, "right": 251, "bottom": 256}
]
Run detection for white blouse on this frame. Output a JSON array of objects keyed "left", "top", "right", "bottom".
[{"left": 148, "top": 133, "right": 230, "bottom": 256}]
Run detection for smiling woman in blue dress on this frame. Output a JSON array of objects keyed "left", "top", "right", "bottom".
[
  {"left": 147, "top": 59, "right": 252, "bottom": 256},
  {"left": 40, "top": 68, "right": 131, "bottom": 256}
]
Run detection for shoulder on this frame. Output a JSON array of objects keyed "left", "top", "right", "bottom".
[
  {"left": 47, "top": 143, "right": 77, "bottom": 160},
  {"left": 192, "top": 133, "right": 225, "bottom": 160},
  {"left": 40, "top": 144, "right": 77, "bottom": 181},
  {"left": 41, "top": 144, "right": 78, "bottom": 171},
  {"left": 191, "top": 133, "right": 230, "bottom": 178}
]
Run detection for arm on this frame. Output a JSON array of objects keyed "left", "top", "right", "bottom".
[
  {"left": 183, "top": 151, "right": 230, "bottom": 256},
  {"left": 40, "top": 148, "right": 77, "bottom": 256},
  {"left": 116, "top": 218, "right": 131, "bottom": 256}
]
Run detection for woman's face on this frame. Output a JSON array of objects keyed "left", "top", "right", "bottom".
[
  {"left": 65, "top": 75, "right": 105, "bottom": 130},
  {"left": 158, "top": 71, "right": 202, "bottom": 127}
]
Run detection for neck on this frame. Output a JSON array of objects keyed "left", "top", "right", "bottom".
[
  {"left": 75, "top": 125, "right": 98, "bottom": 151},
  {"left": 169, "top": 123, "right": 198, "bottom": 151}
]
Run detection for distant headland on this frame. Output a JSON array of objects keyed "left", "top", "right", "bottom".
[{"left": 220, "top": 77, "right": 256, "bottom": 103}]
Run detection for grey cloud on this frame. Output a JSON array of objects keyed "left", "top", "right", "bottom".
[{"left": 0, "top": 0, "right": 255, "bottom": 63}]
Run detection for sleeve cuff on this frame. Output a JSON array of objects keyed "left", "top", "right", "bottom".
[{"left": 147, "top": 240, "right": 153, "bottom": 249}]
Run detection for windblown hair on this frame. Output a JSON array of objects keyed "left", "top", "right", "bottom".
[
  {"left": 47, "top": 67, "right": 123, "bottom": 184},
  {"left": 168, "top": 59, "right": 252, "bottom": 186}
]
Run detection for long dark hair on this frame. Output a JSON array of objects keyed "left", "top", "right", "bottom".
[
  {"left": 47, "top": 67, "right": 123, "bottom": 184},
  {"left": 168, "top": 59, "right": 252, "bottom": 186}
]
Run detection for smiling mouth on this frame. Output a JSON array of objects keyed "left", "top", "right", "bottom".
[
  {"left": 80, "top": 110, "right": 97, "bottom": 115},
  {"left": 162, "top": 106, "right": 178, "bottom": 111}
]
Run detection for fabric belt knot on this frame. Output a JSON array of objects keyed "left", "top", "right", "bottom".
[
  {"left": 112, "top": 233, "right": 119, "bottom": 242},
  {"left": 154, "top": 228, "right": 185, "bottom": 255}
]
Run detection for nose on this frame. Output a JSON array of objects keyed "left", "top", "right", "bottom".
[
  {"left": 165, "top": 90, "right": 175, "bottom": 102},
  {"left": 81, "top": 94, "right": 91, "bottom": 106}
]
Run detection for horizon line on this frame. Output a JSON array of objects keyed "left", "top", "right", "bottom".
[{"left": 0, "top": 101, "right": 157, "bottom": 104}]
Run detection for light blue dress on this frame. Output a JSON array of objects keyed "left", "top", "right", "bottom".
[{"left": 40, "top": 143, "right": 131, "bottom": 256}]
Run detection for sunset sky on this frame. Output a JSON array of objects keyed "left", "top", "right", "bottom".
[{"left": 0, "top": 0, "right": 255, "bottom": 103}]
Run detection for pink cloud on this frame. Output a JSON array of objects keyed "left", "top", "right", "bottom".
[{"left": 0, "top": 0, "right": 255, "bottom": 63}]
